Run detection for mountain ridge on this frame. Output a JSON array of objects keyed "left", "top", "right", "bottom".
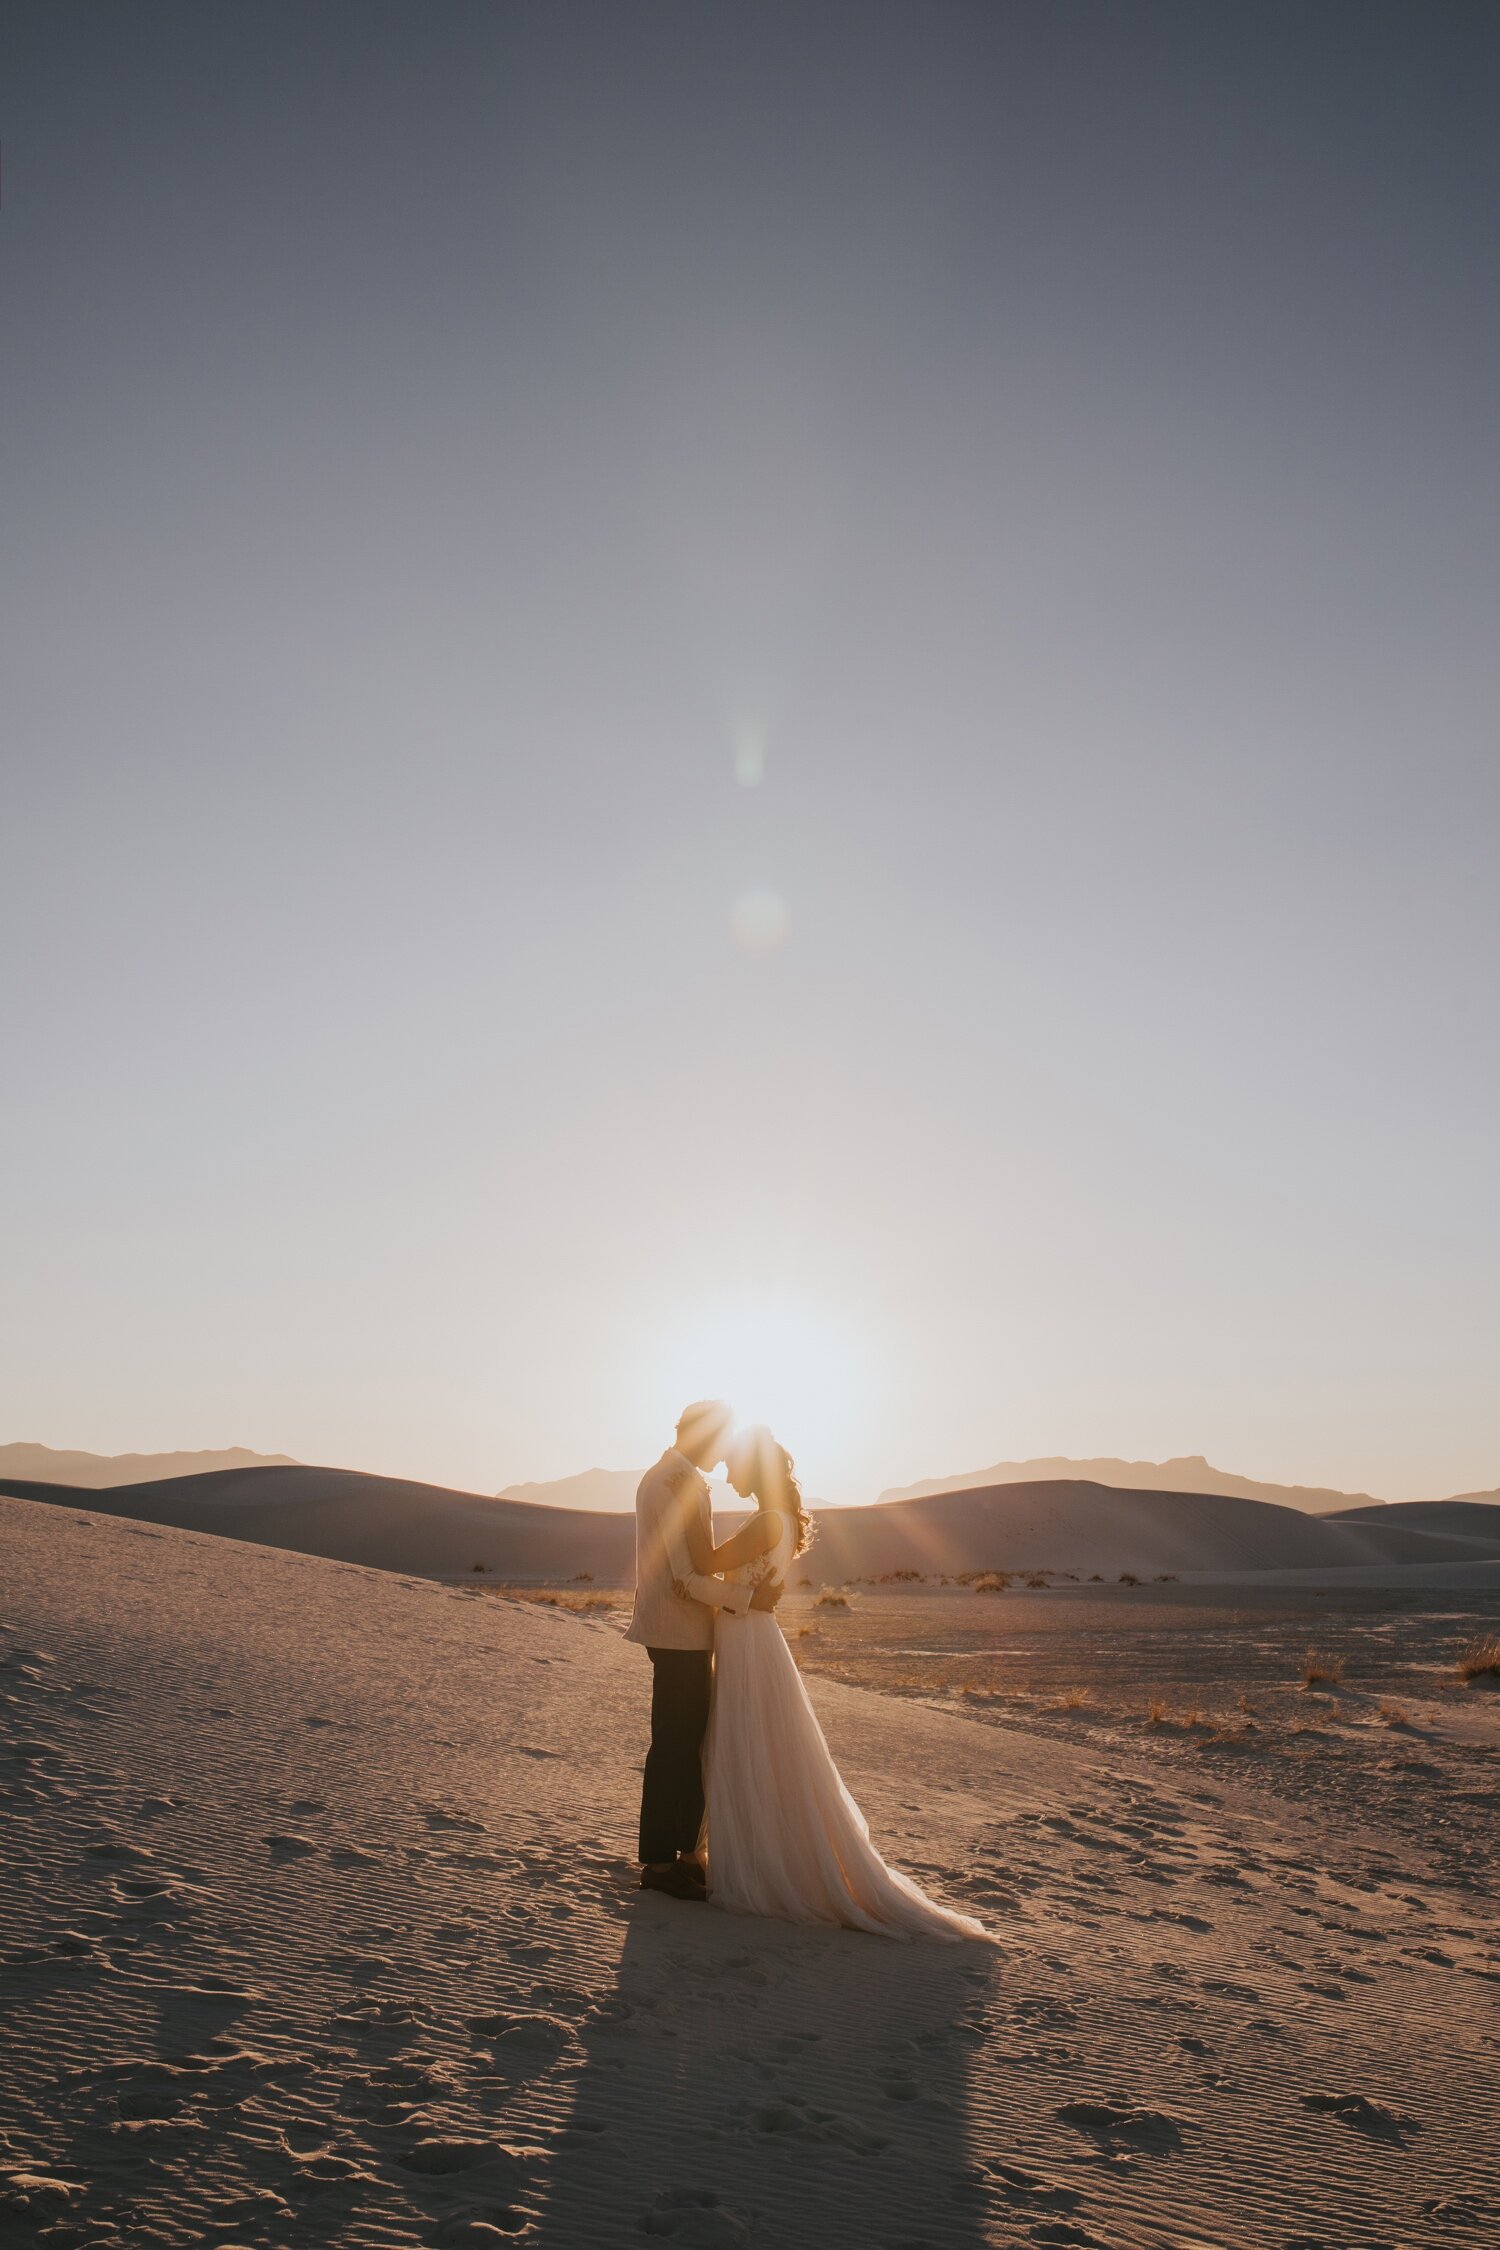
[
  {"left": 0, "top": 1441, "right": 297, "bottom": 1488},
  {"left": 878, "top": 1453, "right": 1387, "bottom": 1515}
]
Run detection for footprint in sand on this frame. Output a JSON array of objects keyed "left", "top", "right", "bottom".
[
  {"left": 466, "top": 2012, "right": 575, "bottom": 2078},
  {"left": 1056, "top": 2100, "right": 1185, "bottom": 2156},
  {"left": 329, "top": 1843, "right": 379, "bottom": 1868},
  {"left": 82, "top": 1836, "right": 154, "bottom": 1868},
  {"left": 1298, "top": 2092, "right": 1419, "bottom": 2145},
  {"left": 877, "top": 2067, "right": 920, "bottom": 2102},
  {"left": 750, "top": 2098, "right": 888, "bottom": 2154},
  {"left": 639, "top": 2187, "right": 750, "bottom": 2245},
  {"left": 398, "top": 2135, "right": 530, "bottom": 2182},
  {"left": 422, "top": 1806, "right": 488, "bottom": 1833},
  {"left": 986, "top": 2161, "right": 1085, "bottom": 2212},
  {"left": 264, "top": 1832, "right": 318, "bottom": 1860}
]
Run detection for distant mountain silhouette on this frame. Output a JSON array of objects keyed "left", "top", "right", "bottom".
[
  {"left": 498, "top": 1466, "right": 737, "bottom": 1513},
  {"left": 499, "top": 1468, "right": 642, "bottom": 1511},
  {"left": 4, "top": 1464, "right": 1498, "bottom": 1583},
  {"left": 0, "top": 1441, "right": 296, "bottom": 1489},
  {"left": 878, "top": 1454, "right": 1386, "bottom": 1516}
]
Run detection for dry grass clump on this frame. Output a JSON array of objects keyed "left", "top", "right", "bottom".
[
  {"left": 1146, "top": 1700, "right": 1205, "bottom": 1730},
  {"left": 1118, "top": 1572, "right": 1140, "bottom": 1587},
  {"left": 1378, "top": 1702, "right": 1413, "bottom": 1728},
  {"left": 1301, "top": 1650, "right": 1345, "bottom": 1688},
  {"left": 1154, "top": 1572, "right": 1179, "bottom": 1583},
  {"left": 502, "top": 1588, "right": 614, "bottom": 1613},
  {"left": 814, "top": 1588, "right": 851, "bottom": 1610},
  {"left": 872, "top": 1568, "right": 923, "bottom": 1584},
  {"left": 1048, "top": 1686, "right": 1093, "bottom": 1711},
  {"left": 972, "top": 1571, "right": 1012, "bottom": 1594},
  {"left": 1457, "top": 1634, "right": 1500, "bottom": 1683},
  {"left": 470, "top": 1560, "right": 490, "bottom": 1572},
  {"left": 1021, "top": 1571, "right": 1050, "bottom": 1589}
]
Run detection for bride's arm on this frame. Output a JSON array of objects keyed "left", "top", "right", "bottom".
[
  {"left": 678, "top": 1502, "right": 777, "bottom": 1573},
  {"left": 706, "top": 1512, "right": 781, "bottom": 1573}
]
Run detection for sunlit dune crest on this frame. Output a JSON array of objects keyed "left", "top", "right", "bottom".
[{"left": 5, "top": 1464, "right": 1499, "bottom": 1587}]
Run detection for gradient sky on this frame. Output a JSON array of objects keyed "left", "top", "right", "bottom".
[{"left": 3, "top": 2, "right": 1497, "bottom": 1506}]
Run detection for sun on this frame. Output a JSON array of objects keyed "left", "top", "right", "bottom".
[{"left": 652, "top": 1299, "right": 864, "bottom": 1492}]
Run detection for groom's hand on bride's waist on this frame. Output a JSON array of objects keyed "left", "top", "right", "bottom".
[{"left": 749, "top": 1575, "right": 784, "bottom": 1612}]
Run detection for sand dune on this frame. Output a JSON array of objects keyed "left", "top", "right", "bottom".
[
  {"left": 5, "top": 1467, "right": 1500, "bottom": 1588},
  {"left": 804, "top": 1482, "right": 1500, "bottom": 1580},
  {"left": 0, "top": 1442, "right": 296, "bottom": 1488},
  {"left": 0, "top": 1466, "right": 637, "bottom": 1582},
  {"left": 3, "top": 1495, "right": 1496, "bottom": 2249}
]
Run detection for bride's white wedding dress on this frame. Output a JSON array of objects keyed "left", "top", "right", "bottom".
[{"left": 704, "top": 1514, "right": 990, "bottom": 1942}]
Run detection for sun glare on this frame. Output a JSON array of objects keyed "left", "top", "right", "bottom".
[{"left": 652, "top": 1300, "right": 864, "bottom": 1494}]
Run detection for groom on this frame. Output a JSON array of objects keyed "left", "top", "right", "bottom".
[{"left": 626, "top": 1399, "right": 783, "bottom": 1900}]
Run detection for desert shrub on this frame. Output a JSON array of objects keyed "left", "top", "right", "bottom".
[
  {"left": 814, "top": 1589, "right": 850, "bottom": 1610},
  {"left": 797, "top": 1576, "right": 812, "bottom": 1589},
  {"left": 571, "top": 1571, "right": 594, "bottom": 1583},
  {"left": 1118, "top": 1572, "right": 1140, "bottom": 1587},
  {"left": 1457, "top": 1635, "right": 1500, "bottom": 1682},
  {"left": 1022, "top": 1571, "right": 1050, "bottom": 1589},
  {"left": 1154, "top": 1572, "right": 1178, "bottom": 1583},
  {"left": 1088, "top": 1573, "right": 1104, "bottom": 1583},
  {"left": 470, "top": 1560, "right": 490, "bottom": 1572},
  {"left": 1048, "top": 1686, "right": 1092, "bottom": 1711},
  {"left": 502, "top": 1588, "right": 613, "bottom": 1613},
  {"left": 971, "top": 1571, "right": 1011, "bottom": 1593},
  {"left": 1145, "top": 1700, "right": 1204, "bottom": 1730},
  {"left": 1377, "top": 1703, "right": 1411, "bottom": 1728},
  {"left": 1301, "top": 1650, "right": 1344, "bottom": 1688}
]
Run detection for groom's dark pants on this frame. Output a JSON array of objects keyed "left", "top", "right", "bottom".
[{"left": 639, "top": 1647, "right": 712, "bottom": 1863}]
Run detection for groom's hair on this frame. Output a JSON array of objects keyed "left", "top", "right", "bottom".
[{"left": 676, "top": 1398, "right": 734, "bottom": 1458}]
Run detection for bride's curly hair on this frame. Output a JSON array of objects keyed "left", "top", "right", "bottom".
[{"left": 728, "top": 1424, "right": 814, "bottom": 1559}]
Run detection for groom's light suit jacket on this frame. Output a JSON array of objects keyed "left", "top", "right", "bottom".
[{"left": 625, "top": 1448, "right": 754, "bottom": 1650}]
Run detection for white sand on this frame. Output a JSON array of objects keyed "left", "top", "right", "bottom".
[{"left": 2, "top": 1494, "right": 1496, "bottom": 2249}]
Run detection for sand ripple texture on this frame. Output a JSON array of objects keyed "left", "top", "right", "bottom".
[{"left": 2, "top": 1494, "right": 1496, "bottom": 2250}]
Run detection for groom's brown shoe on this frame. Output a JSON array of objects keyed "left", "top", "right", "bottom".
[{"left": 639, "top": 1862, "right": 707, "bottom": 1902}]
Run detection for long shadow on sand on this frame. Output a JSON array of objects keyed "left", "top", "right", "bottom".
[{"left": 530, "top": 1887, "right": 1000, "bottom": 2250}]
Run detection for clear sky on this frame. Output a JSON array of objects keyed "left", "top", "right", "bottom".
[{"left": 3, "top": 2, "right": 1496, "bottom": 1506}]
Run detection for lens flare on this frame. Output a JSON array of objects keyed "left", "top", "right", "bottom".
[
  {"left": 654, "top": 1300, "right": 863, "bottom": 1494},
  {"left": 728, "top": 887, "right": 790, "bottom": 954}
]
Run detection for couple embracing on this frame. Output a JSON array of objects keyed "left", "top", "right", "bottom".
[{"left": 627, "top": 1399, "right": 989, "bottom": 1943}]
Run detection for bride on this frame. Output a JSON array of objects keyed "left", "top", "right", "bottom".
[{"left": 699, "top": 1425, "right": 989, "bottom": 1943}]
